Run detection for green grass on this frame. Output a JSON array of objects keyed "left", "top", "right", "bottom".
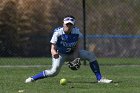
[
  {"left": 0, "top": 57, "right": 140, "bottom": 65},
  {"left": 0, "top": 58, "right": 140, "bottom": 93}
]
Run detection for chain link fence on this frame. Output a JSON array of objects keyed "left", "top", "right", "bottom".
[{"left": 0, "top": 0, "right": 140, "bottom": 61}]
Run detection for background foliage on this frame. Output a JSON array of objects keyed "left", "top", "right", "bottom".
[{"left": 0, "top": 0, "right": 140, "bottom": 57}]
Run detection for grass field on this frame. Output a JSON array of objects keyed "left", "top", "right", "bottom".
[{"left": 0, "top": 57, "right": 140, "bottom": 93}]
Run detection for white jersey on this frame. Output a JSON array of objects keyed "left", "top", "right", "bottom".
[{"left": 50, "top": 27, "right": 83, "bottom": 54}]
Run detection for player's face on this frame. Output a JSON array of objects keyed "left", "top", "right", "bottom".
[{"left": 63, "top": 23, "right": 74, "bottom": 34}]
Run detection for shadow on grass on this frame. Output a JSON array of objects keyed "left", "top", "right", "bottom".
[{"left": 68, "top": 80, "right": 122, "bottom": 84}]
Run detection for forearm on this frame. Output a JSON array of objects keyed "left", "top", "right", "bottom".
[
  {"left": 51, "top": 44, "right": 59, "bottom": 58},
  {"left": 51, "top": 48, "right": 57, "bottom": 55}
]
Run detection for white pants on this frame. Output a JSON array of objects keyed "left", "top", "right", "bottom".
[{"left": 44, "top": 50, "right": 96, "bottom": 77}]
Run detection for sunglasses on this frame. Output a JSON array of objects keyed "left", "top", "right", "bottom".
[{"left": 64, "top": 17, "right": 75, "bottom": 22}]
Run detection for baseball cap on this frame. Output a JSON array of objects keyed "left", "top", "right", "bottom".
[{"left": 63, "top": 17, "right": 75, "bottom": 25}]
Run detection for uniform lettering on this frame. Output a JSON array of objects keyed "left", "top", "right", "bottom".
[{"left": 60, "top": 41, "right": 77, "bottom": 47}]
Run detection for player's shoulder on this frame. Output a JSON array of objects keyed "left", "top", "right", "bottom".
[
  {"left": 72, "top": 27, "right": 80, "bottom": 34},
  {"left": 73, "top": 27, "right": 80, "bottom": 31},
  {"left": 54, "top": 27, "right": 63, "bottom": 32}
]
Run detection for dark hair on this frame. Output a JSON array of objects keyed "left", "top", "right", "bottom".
[{"left": 64, "top": 15, "right": 75, "bottom": 19}]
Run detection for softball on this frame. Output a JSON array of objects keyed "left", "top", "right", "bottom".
[{"left": 60, "top": 78, "right": 67, "bottom": 85}]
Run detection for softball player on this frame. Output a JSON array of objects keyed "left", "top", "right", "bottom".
[{"left": 25, "top": 15, "right": 112, "bottom": 83}]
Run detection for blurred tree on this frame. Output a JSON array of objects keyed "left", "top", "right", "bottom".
[{"left": 0, "top": 0, "right": 19, "bottom": 56}]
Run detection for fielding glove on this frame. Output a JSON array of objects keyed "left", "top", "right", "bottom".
[{"left": 67, "top": 58, "right": 81, "bottom": 70}]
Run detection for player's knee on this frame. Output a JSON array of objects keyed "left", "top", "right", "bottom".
[
  {"left": 88, "top": 52, "right": 96, "bottom": 62},
  {"left": 50, "top": 69, "right": 59, "bottom": 77},
  {"left": 80, "top": 50, "right": 96, "bottom": 62},
  {"left": 44, "top": 69, "right": 59, "bottom": 77}
]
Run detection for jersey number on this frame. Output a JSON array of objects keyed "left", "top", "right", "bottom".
[{"left": 66, "top": 48, "right": 71, "bottom": 52}]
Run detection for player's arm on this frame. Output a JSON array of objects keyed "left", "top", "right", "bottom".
[
  {"left": 72, "top": 38, "right": 83, "bottom": 58},
  {"left": 77, "top": 38, "right": 83, "bottom": 49},
  {"left": 50, "top": 30, "right": 60, "bottom": 59},
  {"left": 51, "top": 43, "right": 59, "bottom": 59},
  {"left": 75, "top": 28, "right": 84, "bottom": 50}
]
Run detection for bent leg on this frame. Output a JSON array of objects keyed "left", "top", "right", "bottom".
[
  {"left": 44, "top": 56, "right": 65, "bottom": 77},
  {"left": 79, "top": 50, "right": 102, "bottom": 80},
  {"left": 89, "top": 60, "right": 102, "bottom": 80},
  {"left": 32, "top": 55, "right": 65, "bottom": 80}
]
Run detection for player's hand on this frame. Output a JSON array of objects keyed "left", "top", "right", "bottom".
[{"left": 53, "top": 53, "right": 59, "bottom": 59}]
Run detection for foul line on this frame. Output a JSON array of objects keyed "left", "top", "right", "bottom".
[
  {"left": 0, "top": 65, "right": 47, "bottom": 68},
  {"left": 0, "top": 64, "right": 140, "bottom": 68}
]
